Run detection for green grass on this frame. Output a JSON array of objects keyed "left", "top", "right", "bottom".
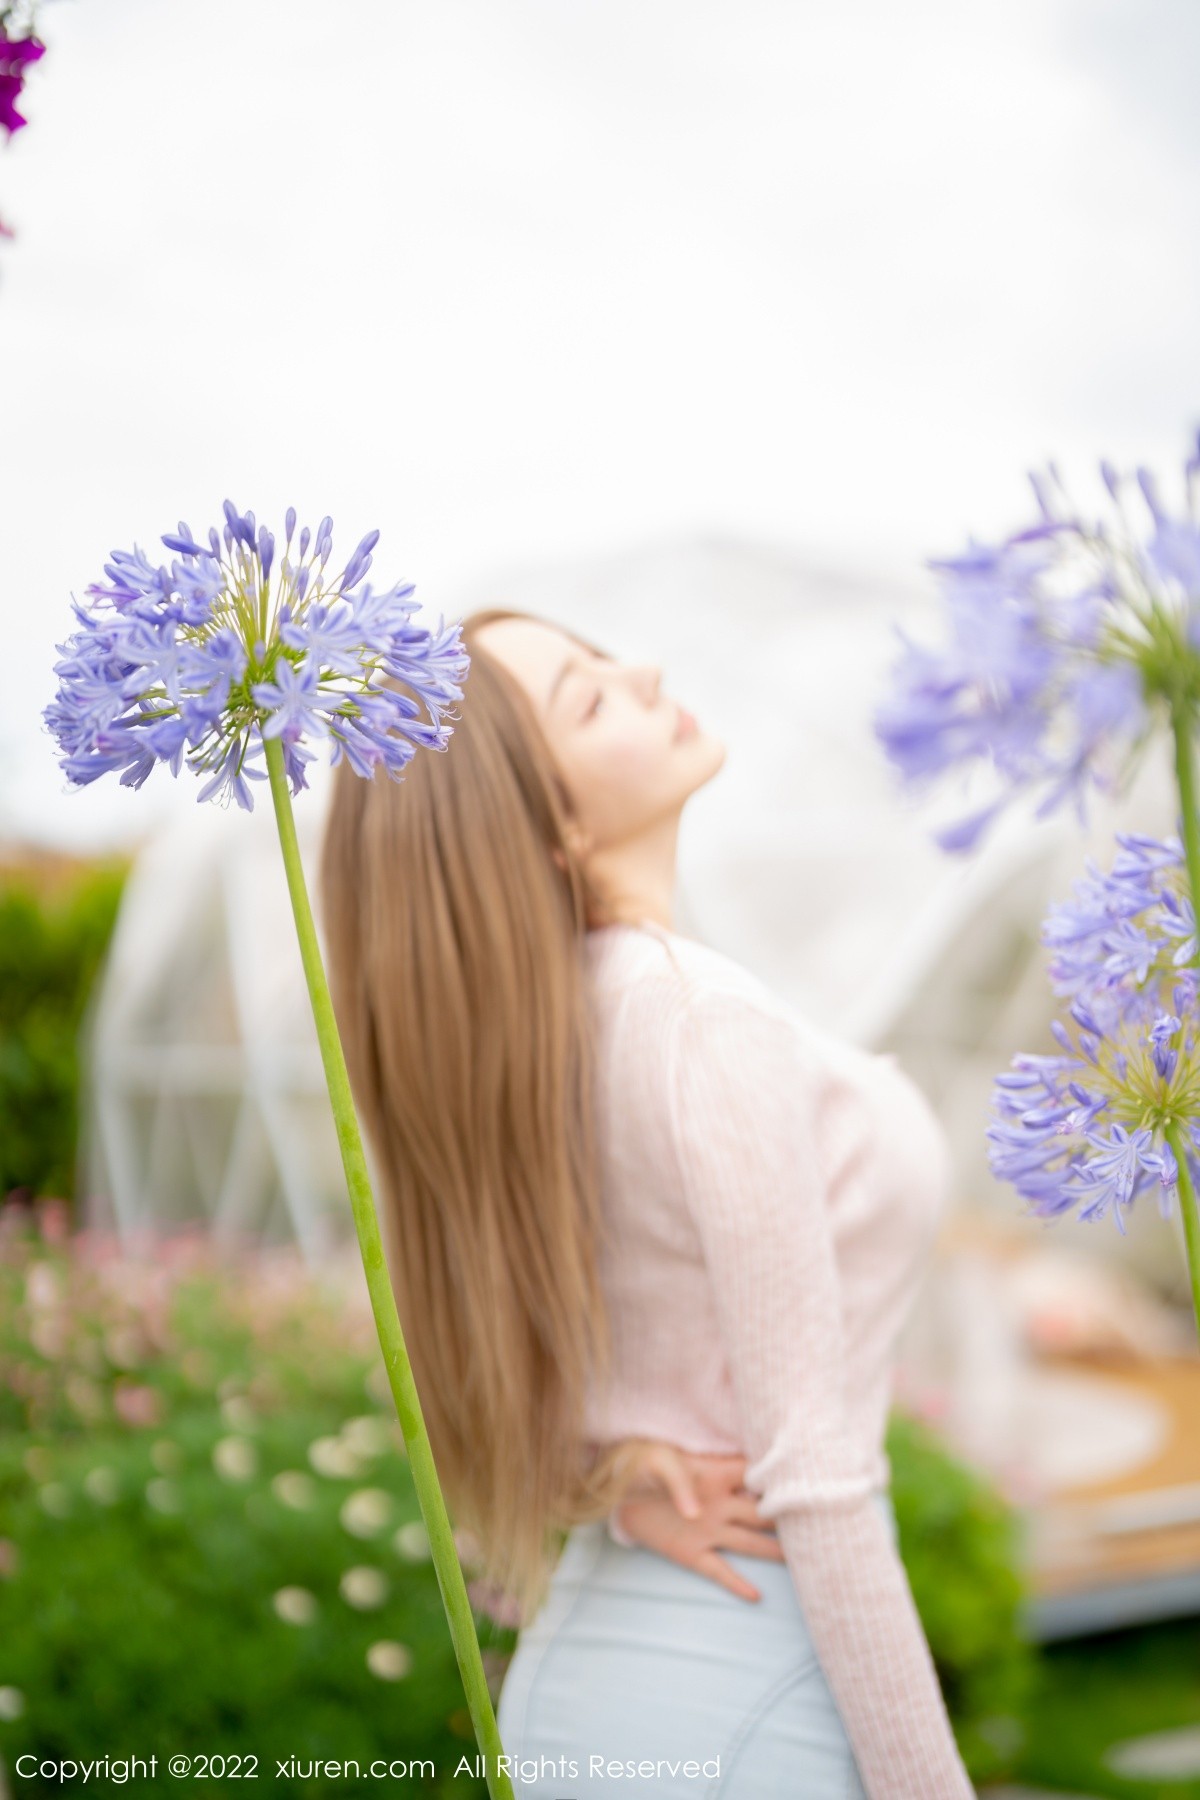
[{"left": 1001, "top": 1614, "right": 1200, "bottom": 1799}]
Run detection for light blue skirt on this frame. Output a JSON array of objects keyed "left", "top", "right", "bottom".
[{"left": 495, "top": 1492, "right": 900, "bottom": 1798}]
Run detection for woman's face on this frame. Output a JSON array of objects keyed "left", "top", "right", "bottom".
[{"left": 473, "top": 617, "right": 726, "bottom": 859}]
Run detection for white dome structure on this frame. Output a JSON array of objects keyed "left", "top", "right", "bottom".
[
  {"left": 81, "top": 787, "right": 344, "bottom": 1266},
  {"left": 80, "top": 538, "right": 1191, "bottom": 1305}
]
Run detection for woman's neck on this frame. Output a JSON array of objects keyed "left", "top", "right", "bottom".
[{"left": 584, "top": 819, "right": 681, "bottom": 935}]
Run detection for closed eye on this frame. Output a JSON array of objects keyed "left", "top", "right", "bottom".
[{"left": 584, "top": 689, "right": 604, "bottom": 719}]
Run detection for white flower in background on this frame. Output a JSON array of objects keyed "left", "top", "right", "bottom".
[
  {"left": 145, "top": 1478, "right": 182, "bottom": 1514},
  {"left": 273, "top": 1586, "right": 318, "bottom": 1626},
  {"left": 393, "top": 1521, "right": 431, "bottom": 1562},
  {"left": 0, "top": 1687, "right": 26, "bottom": 1721},
  {"left": 339, "top": 1488, "right": 393, "bottom": 1539},
  {"left": 212, "top": 1436, "right": 258, "bottom": 1481},
  {"left": 25, "top": 1261, "right": 60, "bottom": 1309},
  {"left": 271, "top": 1470, "right": 319, "bottom": 1511},
  {"left": 363, "top": 1364, "right": 392, "bottom": 1408},
  {"left": 339, "top": 1566, "right": 390, "bottom": 1610},
  {"left": 38, "top": 1483, "right": 69, "bottom": 1517},
  {"left": 308, "top": 1435, "right": 364, "bottom": 1480},
  {"left": 220, "top": 1395, "right": 258, "bottom": 1433},
  {"left": 365, "top": 1641, "right": 412, "bottom": 1681},
  {"left": 340, "top": 1414, "right": 390, "bottom": 1460},
  {"left": 83, "top": 1466, "right": 120, "bottom": 1505}
]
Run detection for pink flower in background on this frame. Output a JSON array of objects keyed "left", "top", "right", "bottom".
[
  {"left": 112, "top": 1380, "right": 164, "bottom": 1428},
  {"left": 0, "top": 28, "right": 44, "bottom": 136},
  {"left": 36, "top": 1199, "right": 71, "bottom": 1244},
  {"left": 466, "top": 1577, "right": 525, "bottom": 1631}
]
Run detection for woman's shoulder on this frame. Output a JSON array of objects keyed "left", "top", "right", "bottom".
[
  {"left": 586, "top": 926, "right": 879, "bottom": 1173},
  {"left": 585, "top": 922, "right": 830, "bottom": 1058},
  {"left": 585, "top": 919, "right": 765, "bottom": 999}
]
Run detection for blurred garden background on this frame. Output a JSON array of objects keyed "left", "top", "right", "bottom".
[{"left": 5, "top": 1, "right": 1200, "bottom": 1796}]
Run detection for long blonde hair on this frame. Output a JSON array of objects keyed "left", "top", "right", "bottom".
[{"left": 320, "top": 606, "right": 634, "bottom": 1621}]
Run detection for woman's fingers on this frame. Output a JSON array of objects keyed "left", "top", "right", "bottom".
[
  {"left": 676, "top": 1456, "right": 777, "bottom": 1532},
  {"left": 719, "top": 1492, "right": 780, "bottom": 1532},
  {"left": 691, "top": 1549, "right": 762, "bottom": 1604},
  {"left": 684, "top": 1454, "right": 750, "bottom": 1496},
  {"left": 715, "top": 1523, "right": 787, "bottom": 1563},
  {"left": 640, "top": 1444, "right": 701, "bottom": 1519}
]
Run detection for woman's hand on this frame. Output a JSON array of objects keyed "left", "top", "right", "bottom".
[{"left": 610, "top": 1439, "right": 785, "bottom": 1603}]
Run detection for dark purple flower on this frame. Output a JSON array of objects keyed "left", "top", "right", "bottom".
[{"left": 0, "top": 30, "right": 45, "bottom": 136}]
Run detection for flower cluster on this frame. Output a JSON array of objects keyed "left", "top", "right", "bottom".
[
  {"left": 987, "top": 833, "right": 1200, "bottom": 1233},
  {"left": 0, "top": 14, "right": 43, "bottom": 138},
  {"left": 0, "top": 1201, "right": 387, "bottom": 1436},
  {"left": 1, "top": 4, "right": 45, "bottom": 238},
  {"left": 45, "top": 502, "right": 470, "bottom": 810},
  {"left": 872, "top": 439, "right": 1200, "bottom": 851}
]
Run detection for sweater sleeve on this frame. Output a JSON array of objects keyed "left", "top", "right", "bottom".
[{"left": 666, "top": 989, "right": 975, "bottom": 1800}]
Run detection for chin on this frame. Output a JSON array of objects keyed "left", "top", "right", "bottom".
[{"left": 683, "top": 735, "right": 726, "bottom": 790}]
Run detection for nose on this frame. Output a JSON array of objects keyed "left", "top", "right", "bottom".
[{"left": 632, "top": 663, "right": 662, "bottom": 704}]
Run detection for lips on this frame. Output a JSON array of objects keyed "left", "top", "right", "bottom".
[{"left": 674, "top": 705, "right": 698, "bottom": 741}]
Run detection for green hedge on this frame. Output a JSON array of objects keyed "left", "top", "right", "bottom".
[
  {"left": 0, "top": 861, "right": 125, "bottom": 1202},
  {"left": 888, "top": 1407, "right": 1041, "bottom": 1779},
  {"left": 0, "top": 1216, "right": 509, "bottom": 1799},
  {"left": 0, "top": 1212, "right": 1037, "bottom": 1795}
]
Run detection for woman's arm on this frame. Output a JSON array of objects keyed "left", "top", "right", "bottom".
[{"left": 667, "top": 989, "right": 976, "bottom": 1800}]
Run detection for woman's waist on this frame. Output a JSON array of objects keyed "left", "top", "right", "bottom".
[
  {"left": 583, "top": 1411, "right": 895, "bottom": 1494},
  {"left": 551, "top": 1486, "right": 899, "bottom": 1608},
  {"left": 581, "top": 1375, "right": 746, "bottom": 1464},
  {"left": 585, "top": 1347, "right": 906, "bottom": 1463}
]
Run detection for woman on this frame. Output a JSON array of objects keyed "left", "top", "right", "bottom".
[{"left": 320, "top": 606, "right": 976, "bottom": 1800}]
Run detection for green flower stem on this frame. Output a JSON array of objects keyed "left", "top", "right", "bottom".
[
  {"left": 1163, "top": 1123, "right": 1200, "bottom": 1342},
  {"left": 1172, "top": 702, "right": 1200, "bottom": 958},
  {"left": 264, "top": 738, "right": 516, "bottom": 1800},
  {"left": 1167, "top": 705, "right": 1200, "bottom": 1341}
]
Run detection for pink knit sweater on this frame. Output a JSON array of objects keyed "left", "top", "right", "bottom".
[{"left": 580, "top": 919, "right": 975, "bottom": 1800}]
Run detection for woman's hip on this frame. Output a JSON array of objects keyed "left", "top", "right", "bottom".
[{"left": 495, "top": 1490, "right": 897, "bottom": 1798}]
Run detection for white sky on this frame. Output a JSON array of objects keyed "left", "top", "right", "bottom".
[{"left": 3, "top": 0, "right": 1199, "bottom": 851}]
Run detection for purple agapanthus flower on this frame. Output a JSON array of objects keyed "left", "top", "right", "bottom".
[
  {"left": 988, "top": 831, "right": 1200, "bottom": 1233},
  {"left": 1040, "top": 830, "right": 1197, "bottom": 1002},
  {"left": 0, "top": 25, "right": 44, "bottom": 135},
  {"left": 872, "top": 439, "right": 1200, "bottom": 852},
  {"left": 45, "top": 502, "right": 470, "bottom": 810}
]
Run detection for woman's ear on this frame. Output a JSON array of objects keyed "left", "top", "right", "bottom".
[{"left": 553, "top": 819, "right": 592, "bottom": 872}]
